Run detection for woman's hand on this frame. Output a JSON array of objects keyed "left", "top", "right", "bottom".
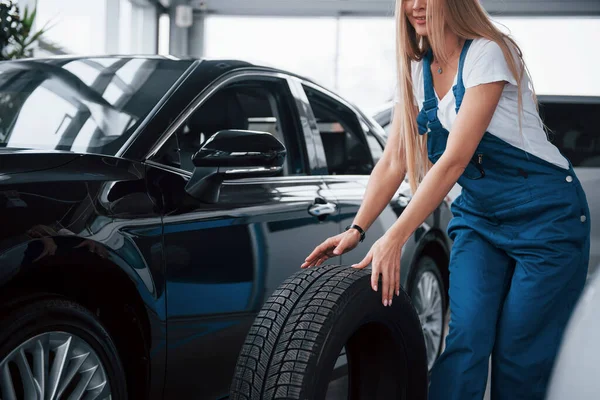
[
  {"left": 352, "top": 233, "right": 404, "bottom": 306},
  {"left": 301, "top": 229, "right": 362, "bottom": 269}
]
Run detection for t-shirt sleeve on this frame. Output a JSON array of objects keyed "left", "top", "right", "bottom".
[
  {"left": 463, "top": 39, "right": 519, "bottom": 89},
  {"left": 393, "top": 60, "right": 421, "bottom": 105},
  {"left": 394, "top": 61, "right": 422, "bottom": 104}
]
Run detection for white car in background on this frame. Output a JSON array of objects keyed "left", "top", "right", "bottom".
[{"left": 546, "top": 262, "right": 600, "bottom": 399}]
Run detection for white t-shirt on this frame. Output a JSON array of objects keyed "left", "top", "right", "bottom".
[{"left": 395, "top": 38, "right": 569, "bottom": 169}]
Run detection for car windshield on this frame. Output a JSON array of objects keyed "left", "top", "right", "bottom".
[{"left": 0, "top": 57, "right": 193, "bottom": 156}]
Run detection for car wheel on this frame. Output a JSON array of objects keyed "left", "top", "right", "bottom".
[
  {"left": 229, "top": 264, "right": 428, "bottom": 400},
  {"left": 0, "top": 297, "right": 127, "bottom": 400},
  {"left": 408, "top": 255, "right": 446, "bottom": 371}
]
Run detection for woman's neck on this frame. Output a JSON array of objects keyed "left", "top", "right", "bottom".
[
  {"left": 434, "top": 30, "right": 462, "bottom": 65},
  {"left": 444, "top": 30, "right": 461, "bottom": 54}
]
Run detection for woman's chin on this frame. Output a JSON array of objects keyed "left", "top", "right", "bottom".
[{"left": 415, "top": 26, "right": 428, "bottom": 37}]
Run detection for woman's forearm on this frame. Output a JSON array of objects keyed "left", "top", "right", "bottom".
[
  {"left": 352, "top": 103, "right": 408, "bottom": 233},
  {"left": 387, "top": 155, "right": 463, "bottom": 243},
  {"left": 351, "top": 156, "right": 406, "bottom": 232}
]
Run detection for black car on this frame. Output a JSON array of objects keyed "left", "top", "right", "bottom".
[{"left": 0, "top": 56, "right": 452, "bottom": 399}]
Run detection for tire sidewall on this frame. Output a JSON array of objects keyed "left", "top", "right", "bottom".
[
  {"left": 308, "top": 270, "right": 428, "bottom": 399},
  {"left": 0, "top": 298, "right": 128, "bottom": 399}
]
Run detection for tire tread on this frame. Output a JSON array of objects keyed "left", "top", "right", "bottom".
[{"left": 230, "top": 265, "right": 417, "bottom": 399}]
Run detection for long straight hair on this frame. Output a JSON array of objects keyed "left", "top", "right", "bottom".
[{"left": 395, "top": 0, "right": 531, "bottom": 193}]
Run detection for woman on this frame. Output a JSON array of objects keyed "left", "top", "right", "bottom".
[{"left": 301, "top": 0, "right": 591, "bottom": 399}]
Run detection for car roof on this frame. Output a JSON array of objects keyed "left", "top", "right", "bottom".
[{"left": 15, "top": 54, "right": 326, "bottom": 87}]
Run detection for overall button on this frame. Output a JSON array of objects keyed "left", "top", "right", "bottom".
[
  {"left": 566, "top": 175, "right": 573, "bottom": 183},
  {"left": 581, "top": 215, "right": 587, "bottom": 223}
]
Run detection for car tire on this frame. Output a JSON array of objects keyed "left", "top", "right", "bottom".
[
  {"left": 229, "top": 264, "right": 428, "bottom": 400},
  {"left": 407, "top": 255, "right": 447, "bottom": 371},
  {"left": 0, "top": 297, "right": 127, "bottom": 399}
]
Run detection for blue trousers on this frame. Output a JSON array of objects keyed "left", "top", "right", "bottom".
[{"left": 428, "top": 182, "right": 590, "bottom": 400}]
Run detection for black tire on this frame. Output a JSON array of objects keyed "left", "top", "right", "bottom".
[
  {"left": 0, "top": 297, "right": 127, "bottom": 399},
  {"left": 407, "top": 255, "right": 447, "bottom": 370},
  {"left": 230, "top": 264, "right": 428, "bottom": 400}
]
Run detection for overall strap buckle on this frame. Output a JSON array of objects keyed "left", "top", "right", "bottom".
[
  {"left": 417, "top": 109, "right": 428, "bottom": 135},
  {"left": 423, "top": 99, "right": 439, "bottom": 123}
]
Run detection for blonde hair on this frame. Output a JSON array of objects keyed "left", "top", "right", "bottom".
[{"left": 395, "top": 0, "right": 530, "bottom": 193}]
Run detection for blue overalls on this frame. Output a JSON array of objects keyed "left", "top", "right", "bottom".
[{"left": 420, "top": 40, "right": 591, "bottom": 400}]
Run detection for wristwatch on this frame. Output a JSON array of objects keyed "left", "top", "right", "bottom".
[{"left": 345, "top": 224, "right": 366, "bottom": 242}]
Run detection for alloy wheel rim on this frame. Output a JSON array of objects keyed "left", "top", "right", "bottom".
[
  {"left": 413, "top": 271, "right": 444, "bottom": 370},
  {"left": 0, "top": 331, "right": 112, "bottom": 400}
]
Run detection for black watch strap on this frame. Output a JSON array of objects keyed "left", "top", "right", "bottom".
[{"left": 345, "top": 224, "right": 366, "bottom": 242}]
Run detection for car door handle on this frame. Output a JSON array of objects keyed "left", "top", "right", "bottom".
[{"left": 308, "top": 202, "right": 337, "bottom": 217}]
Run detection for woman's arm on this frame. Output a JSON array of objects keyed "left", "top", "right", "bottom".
[
  {"left": 350, "top": 103, "right": 409, "bottom": 232},
  {"left": 353, "top": 80, "right": 506, "bottom": 305}
]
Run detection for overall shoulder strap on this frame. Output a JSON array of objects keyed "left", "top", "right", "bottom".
[
  {"left": 453, "top": 39, "right": 473, "bottom": 112},
  {"left": 421, "top": 50, "right": 439, "bottom": 123}
]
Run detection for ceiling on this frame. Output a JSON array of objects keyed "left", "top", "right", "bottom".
[{"left": 188, "top": 0, "right": 600, "bottom": 17}]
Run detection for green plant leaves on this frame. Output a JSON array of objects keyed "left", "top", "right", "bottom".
[{"left": 0, "top": 1, "right": 51, "bottom": 60}]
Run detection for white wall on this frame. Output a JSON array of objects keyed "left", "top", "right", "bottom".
[
  {"left": 494, "top": 17, "right": 600, "bottom": 97},
  {"left": 36, "top": 0, "right": 107, "bottom": 55},
  {"left": 204, "top": 15, "right": 600, "bottom": 111},
  {"left": 30, "top": 0, "right": 156, "bottom": 56},
  {"left": 204, "top": 16, "right": 339, "bottom": 90}
]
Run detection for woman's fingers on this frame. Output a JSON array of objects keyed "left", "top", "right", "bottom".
[
  {"left": 381, "top": 263, "right": 392, "bottom": 307},
  {"left": 351, "top": 249, "right": 372, "bottom": 270},
  {"left": 302, "top": 231, "right": 364, "bottom": 269},
  {"left": 395, "top": 262, "right": 401, "bottom": 297},
  {"left": 333, "top": 235, "right": 354, "bottom": 255},
  {"left": 302, "top": 237, "right": 337, "bottom": 266},
  {"left": 301, "top": 250, "right": 336, "bottom": 269},
  {"left": 375, "top": 263, "right": 398, "bottom": 306},
  {"left": 315, "top": 255, "right": 329, "bottom": 266},
  {"left": 388, "top": 266, "right": 395, "bottom": 306}
]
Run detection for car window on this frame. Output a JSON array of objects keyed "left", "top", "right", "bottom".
[
  {"left": 152, "top": 78, "right": 306, "bottom": 175},
  {"left": 302, "top": 85, "right": 374, "bottom": 175},
  {"left": 360, "top": 118, "right": 384, "bottom": 165},
  {"left": 539, "top": 100, "right": 600, "bottom": 168},
  {"left": 0, "top": 58, "right": 193, "bottom": 156},
  {"left": 373, "top": 109, "right": 393, "bottom": 137}
]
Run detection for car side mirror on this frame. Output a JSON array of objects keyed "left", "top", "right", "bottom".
[{"left": 184, "top": 129, "right": 286, "bottom": 203}]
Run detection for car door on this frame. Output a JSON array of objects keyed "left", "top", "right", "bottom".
[
  {"left": 538, "top": 97, "right": 600, "bottom": 281},
  {"left": 145, "top": 72, "right": 341, "bottom": 399},
  {"left": 297, "top": 82, "right": 406, "bottom": 265}
]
